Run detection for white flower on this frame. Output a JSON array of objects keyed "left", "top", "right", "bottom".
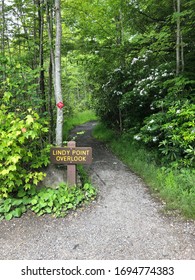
[
  {"left": 134, "top": 135, "right": 141, "bottom": 141},
  {"left": 176, "top": 110, "right": 181, "bottom": 114},
  {"left": 140, "top": 89, "right": 146, "bottom": 96},
  {"left": 162, "top": 72, "right": 168, "bottom": 77},
  {"left": 114, "top": 90, "right": 123, "bottom": 95},
  {"left": 150, "top": 105, "right": 155, "bottom": 110},
  {"left": 149, "top": 119, "right": 155, "bottom": 124},
  {"left": 153, "top": 137, "right": 158, "bottom": 142},
  {"left": 114, "top": 68, "right": 122, "bottom": 72},
  {"left": 131, "top": 58, "right": 139, "bottom": 65}
]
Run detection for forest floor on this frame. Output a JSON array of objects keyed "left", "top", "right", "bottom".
[{"left": 0, "top": 121, "right": 194, "bottom": 259}]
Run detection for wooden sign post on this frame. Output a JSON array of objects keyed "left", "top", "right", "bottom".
[
  {"left": 67, "top": 141, "right": 76, "bottom": 186},
  {"left": 50, "top": 141, "right": 92, "bottom": 186}
]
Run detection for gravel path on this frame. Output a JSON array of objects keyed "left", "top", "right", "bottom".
[{"left": 0, "top": 121, "right": 194, "bottom": 260}]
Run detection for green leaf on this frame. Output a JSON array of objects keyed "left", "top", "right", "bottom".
[
  {"left": 18, "top": 189, "right": 26, "bottom": 198},
  {"left": 67, "top": 203, "right": 73, "bottom": 209},
  {"left": 39, "top": 200, "right": 47, "bottom": 208},
  {"left": 10, "top": 155, "right": 21, "bottom": 164},
  {"left": 31, "top": 198, "right": 38, "bottom": 205},
  {"left": 23, "top": 197, "right": 31, "bottom": 205},
  {"left": 13, "top": 207, "right": 22, "bottom": 218},
  {"left": 48, "top": 201, "right": 53, "bottom": 207},
  {"left": 4, "top": 204, "right": 11, "bottom": 213},
  {"left": 12, "top": 199, "right": 23, "bottom": 206},
  {"left": 26, "top": 115, "right": 34, "bottom": 125},
  {"left": 0, "top": 169, "right": 10, "bottom": 176},
  {"left": 27, "top": 187, "right": 36, "bottom": 196},
  {"left": 37, "top": 210, "right": 44, "bottom": 216},
  {"left": 5, "top": 212, "right": 13, "bottom": 221},
  {"left": 45, "top": 207, "right": 52, "bottom": 214}
]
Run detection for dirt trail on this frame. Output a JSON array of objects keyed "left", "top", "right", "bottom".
[{"left": 0, "top": 121, "right": 194, "bottom": 259}]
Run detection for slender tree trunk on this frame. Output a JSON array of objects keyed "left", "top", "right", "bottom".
[
  {"left": 46, "top": 0, "right": 55, "bottom": 82},
  {"left": 176, "top": 0, "right": 180, "bottom": 75},
  {"left": 175, "top": 0, "right": 184, "bottom": 74},
  {"left": 38, "top": 0, "right": 47, "bottom": 113},
  {"left": 46, "top": 0, "right": 63, "bottom": 145},
  {"left": 115, "top": 0, "right": 124, "bottom": 132},
  {"left": 55, "top": 0, "right": 63, "bottom": 146},
  {"left": 1, "top": 0, "right": 5, "bottom": 56},
  {"left": 46, "top": 0, "right": 55, "bottom": 143},
  {"left": 48, "top": 56, "right": 54, "bottom": 143},
  {"left": 1, "top": 0, "right": 6, "bottom": 81},
  {"left": 181, "top": 33, "right": 184, "bottom": 72}
]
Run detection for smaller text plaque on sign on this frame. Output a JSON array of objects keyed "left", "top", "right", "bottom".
[{"left": 50, "top": 147, "right": 92, "bottom": 165}]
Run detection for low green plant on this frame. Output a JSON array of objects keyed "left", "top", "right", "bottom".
[
  {"left": 0, "top": 183, "right": 96, "bottom": 221},
  {"left": 92, "top": 123, "right": 116, "bottom": 142}
]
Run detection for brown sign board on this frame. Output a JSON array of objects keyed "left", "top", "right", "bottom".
[{"left": 50, "top": 147, "right": 92, "bottom": 165}]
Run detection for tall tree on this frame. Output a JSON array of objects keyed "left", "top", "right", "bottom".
[
  {"left": 175, "top": 0, "right": 182, "bottom": 75},
  {"left": 54, "top": 0, "right": 63, "bottom": 146},
  {"left": 37, "top": 0, "right": 47, "bottom": 112},
  {"left": 0, "top": 0, "right": 5, "bottom": 56}
]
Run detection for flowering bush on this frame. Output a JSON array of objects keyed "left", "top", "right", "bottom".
[{"left": 135, "top": 101, "right": 195, "bottom": 168}]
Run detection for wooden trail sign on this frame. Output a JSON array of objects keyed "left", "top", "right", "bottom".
[
  {"left": 50, "top": 141, "right": 92, "bottom": 186},
  {"left": 50, "top": 147, "right": 92, "bottom": 165}
]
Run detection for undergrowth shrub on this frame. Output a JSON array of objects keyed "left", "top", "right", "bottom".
[
  {"left": 0, "top": 104, "right": 50, "bottom": 198},
  {"left": 135, "top": 101, "right": 195, "bottom": 168},
  {"left": 0, "top": 105, "right": 97, "bottom": 220},
  {"left": 0, "top": 183, "right": 96, "bottom": 220}
]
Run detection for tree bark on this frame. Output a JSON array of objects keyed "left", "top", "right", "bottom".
[
  {"left": 46, "top": 0, "right": 55, "bottom": 82},
  {"left": 1, "top": 0, "right": 5, "bottom": 56},
  {"left": 46, "top": 0, "right": 63, "bottom": 146},
  {"left": 175, "top": 0, "right": 184, "bottom": 74},
  {"left": 176, "top": 0, "right": 180, "bottom": 75},
  {"left": 55, "top": 0, "right": 63, "bottom": 146},
  {"left": 38, "top": 0, "right": 46, "bottom": 113}
]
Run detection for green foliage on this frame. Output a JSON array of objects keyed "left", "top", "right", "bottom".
[
  {"left": 0, "top": 103, "right": 50, "bottom": 198},
  {"left": 93, "top": 122, "right": 195, "bottom": 219},
  {"left": 120, "top": 60, "right": 173, "bottom": 130},
  {"left": 0, "top": 183, "right": 96, "bottom": 220},
  {"left": 1, "top": 57, "right": 43, "bottom": 111},
  {"left": 92, "top": 123, "right": 116, "bottom": 143},
  {"left": 135, "top": 100, "right": 195, "bottom": 168}
]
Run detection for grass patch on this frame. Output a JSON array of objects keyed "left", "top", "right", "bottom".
[
  {"left": 92, "top": 122, "right": 116, "bottom": 142},
  {"left": 93, "top": 123, "right": 195, "bottom": 219},
  {"left": 63, "top": 110, "right": 98, "bottom": 140}
]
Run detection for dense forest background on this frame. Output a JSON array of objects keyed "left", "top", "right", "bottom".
[{"left": 0, "top": 0, "right": 194, "bottom": 218}]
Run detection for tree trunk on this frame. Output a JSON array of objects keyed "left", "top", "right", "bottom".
[
  {"left": 46, "top": 0, "right": 55, "bottom": 81},
  {"left": 181, "top": 33, "right": 184, "bottom": 72},
  {"left": 1, "top": 0, "right": 5, "bottom": 56},
  {"left": 55, "top": 0, "right": 63, "bottom": 146},
  {"left": 0, "top": 0, "right": 6, "bottom": 81},
  {"left": 38, "top": 0, "right": 47, "bottom": 113},
  {"left": 175, "top": 0, "right": 184, "bottom": 74},
  {"left": 48, "top": 56, "right": 54, "bottom": 143},
  {"left": 46, "top": 0, "right": 63, "bottom": 146}
]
